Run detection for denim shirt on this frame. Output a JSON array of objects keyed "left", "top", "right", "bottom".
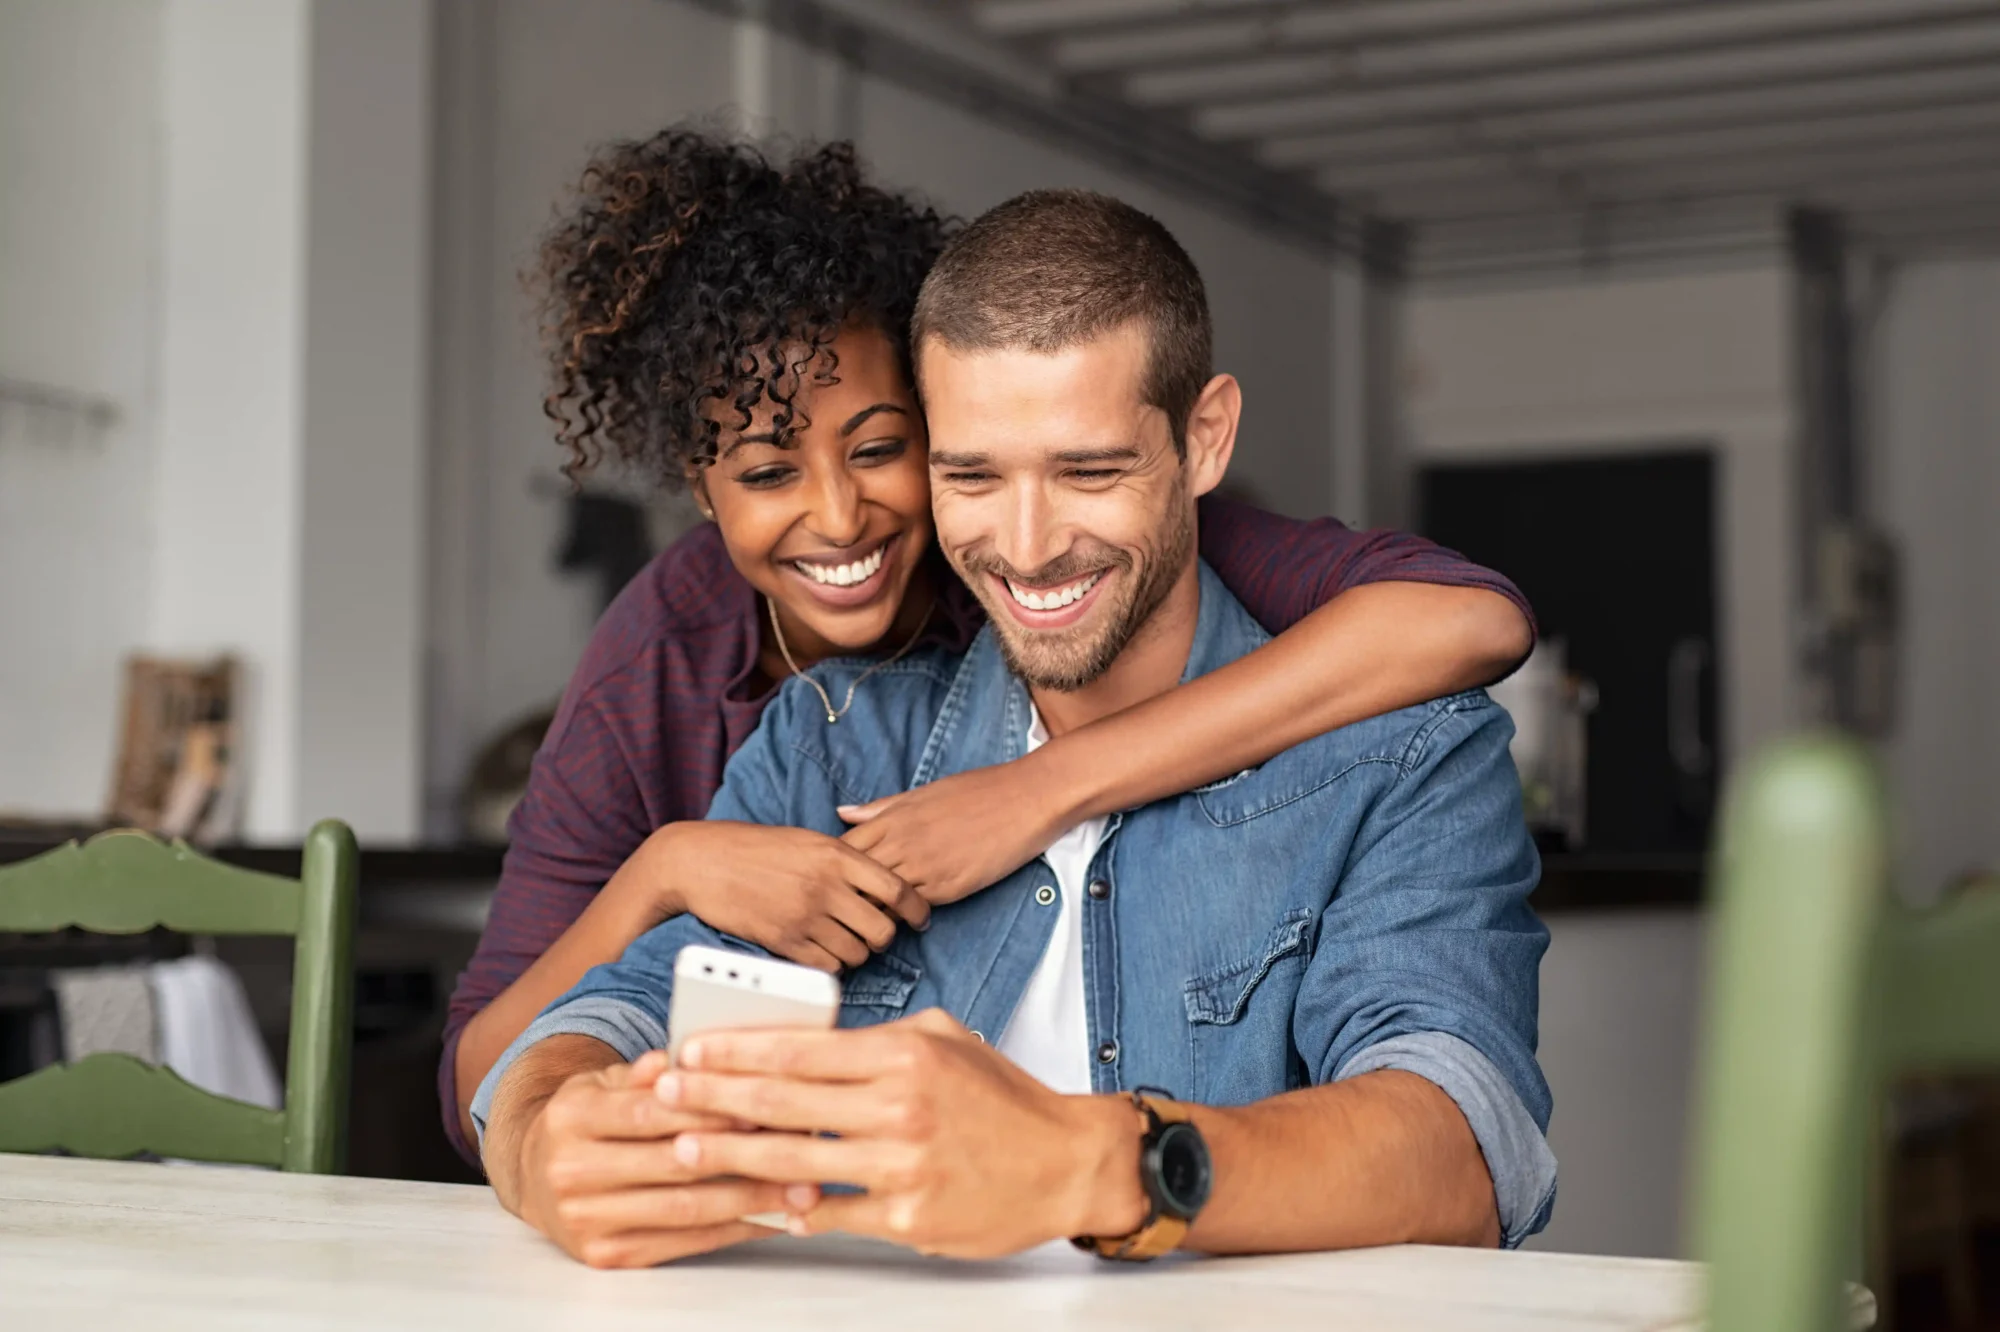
[{"left": 475, "top": 562, "right": 1558, "bottom": 1244}]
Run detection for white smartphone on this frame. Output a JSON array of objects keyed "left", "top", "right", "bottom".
[
  {"left": 669, "top": 946, "right": 840, "bottom": 1230},
  {"left": 668, "top": 944, "right": 842, "bottom": 1065}
]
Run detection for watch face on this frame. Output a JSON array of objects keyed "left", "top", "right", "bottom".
[{"left": 1154, "top": 1122, "right": 1212, "bottom": 1217}]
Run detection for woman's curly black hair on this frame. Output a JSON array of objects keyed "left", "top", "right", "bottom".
[{"left": 537, "top": 128, "right": 955, "bottom": 488}]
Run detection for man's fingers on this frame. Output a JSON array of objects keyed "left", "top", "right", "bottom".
[
  {"left": 569, "top": 1221, "right": 771, "bottom": 1270},
  {"left": 658, "top": 1071, "right": 902, "bottom": 1136},
  {"left": 554, "top": 1179, "right": 806, "bottom": 1233},
  {"left": 679, "top": 1013, "right": 952, "bottom": 1080},
  {"left": 548, "top": 1085, "right": 736, "bottom": 1141},
  {"left": 672, "top": 1128, "right": 906, "bottom": 1189},
  {"left": 794, "top": 1191, "right": 912, "bottom": 1244},
  {"left": 537, "top": 1138, "right": 737, "bottom": 1191}
]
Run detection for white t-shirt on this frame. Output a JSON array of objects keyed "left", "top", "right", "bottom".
[{"left": 994, "top": 706, "right": 1109, "bottom": 1096}]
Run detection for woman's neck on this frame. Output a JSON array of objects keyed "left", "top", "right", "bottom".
[{"left": 757, "top": 560, "right": 938, "bottom": 684}]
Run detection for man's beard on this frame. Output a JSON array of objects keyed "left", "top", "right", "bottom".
[{"left": 953, "top": 497, "right": 1195, "bottom": 693}]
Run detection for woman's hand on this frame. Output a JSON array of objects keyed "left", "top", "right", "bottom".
[
  {"left": 838, "top": 754, "right": 1073, "bottom": 906},
  {"left": 647, "top": 821, "right": 931, "bottom": 972}
]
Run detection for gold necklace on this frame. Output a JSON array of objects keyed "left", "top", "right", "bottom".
[{"left": 766, "top": 594, "right": 936, "bottom": 724}]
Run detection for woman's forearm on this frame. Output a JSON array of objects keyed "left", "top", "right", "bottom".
[
  {"left": 453, "top": 831, "right": 681, "bottom": 1149},
  {"left": 1039, "top": 582, "right": 1530, "bottom": 822}
]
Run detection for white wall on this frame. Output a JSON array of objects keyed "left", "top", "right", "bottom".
[
  {"left": 430, "top": 0, "right": 1341, "bottom": 802},
  {"left": 1, "top": 0, "right": 432, "bottom": 841},
  {"left": 1873, "top": 258, "right": 2000, "bottom": 898},
  {"left": 1405, "top": 265, "right": 1802, "bottom": 769},
  {"left": 1403, "top": 266, "right": 1802, "bottom": 1259},
  {"left": 0, "top": 0, "right": 163, "bottom": 819},
  {"left": 1530, "top": 910, "right": 1706, "bottom": 1258}
]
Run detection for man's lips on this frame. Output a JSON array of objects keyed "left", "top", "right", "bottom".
[{"left": 987, "top": 567, "right": 1112, "bottom": 631}]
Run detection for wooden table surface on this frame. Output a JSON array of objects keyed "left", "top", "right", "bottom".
[{"left": 0, "top": 1154, "right": 1857, "bottom": 1331}]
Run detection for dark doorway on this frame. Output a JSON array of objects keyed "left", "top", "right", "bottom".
[{"left": 1420, "top": 449, "right": 1720, "bottom": 854}]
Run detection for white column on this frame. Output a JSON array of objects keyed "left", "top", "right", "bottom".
[{"left": 151, "top": 0, "right": 431, "bottom": 843}]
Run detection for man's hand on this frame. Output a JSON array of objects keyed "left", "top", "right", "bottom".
[
  {"left": 655, "top": 1010, "right": 1148, "bottom": 1258},
  {"left": 497, "top": 1046, "right": 820, "bottom": 1268},
  {"left": 838, "top": 759, "right": 1072, "bottom": 906}
]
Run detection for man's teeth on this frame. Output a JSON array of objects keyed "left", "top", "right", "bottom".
[
  {"left": 1005, "top": 572, "right": 1103, "bottom": 612},
  {"left": 797, "top": 543, "right": 886, "bottom": 587}
]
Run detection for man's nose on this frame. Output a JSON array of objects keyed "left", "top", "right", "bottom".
[{"left": 996, "top": 480, "right": 1067, "bottom": 578}]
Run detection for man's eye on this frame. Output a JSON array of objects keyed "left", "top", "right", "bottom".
[
  {"left": 943, "top": 471, "right": 994, "bottom": 485},
  {"left": 1069, "top": 469, "right": 1120, "bottom": 482}
]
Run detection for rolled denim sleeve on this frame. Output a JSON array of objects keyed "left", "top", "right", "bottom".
[
  {"left": 1337, "top": 1031, "right": 1558, "bottom": 1247},
  {"left": 1292, "top": 693, "right": 1556, "bottom": 1240}
]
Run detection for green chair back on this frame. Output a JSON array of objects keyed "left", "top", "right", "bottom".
[
  {"left": 1693, "top": 733, "right": 2000, "bottom": 1331},
  {"left": 0, "top": 821, "right": 357, "bottom": 1172}
]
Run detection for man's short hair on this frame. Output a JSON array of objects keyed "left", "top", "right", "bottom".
[{"left": 911, "top": 189, "right": 1212, "bottom": 454}]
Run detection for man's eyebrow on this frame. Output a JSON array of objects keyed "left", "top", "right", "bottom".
[
  {"left": 840, "top": 403, "right": 906, "bottom": 436},
  {"left": 929, "top": 449, "right": 989, "bottom": 469},
  {"left": 1052, "top": 446, "right": 1142, "bottom": 465}
]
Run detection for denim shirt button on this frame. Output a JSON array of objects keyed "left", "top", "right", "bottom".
[
  {"left": 1087, "top": 878, "right": 1110, "bottom": 900},
  {"left": 1035, "top": 884, "right": 1057, "bottom": 906},
  {"left": 1096, "top": 1040, "right": 1119, "bottom": 1064}
]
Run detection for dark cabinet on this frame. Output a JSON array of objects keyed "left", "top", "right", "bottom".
[{"left": 1421, "top": 448, "right": 1720, "bottom": 854}]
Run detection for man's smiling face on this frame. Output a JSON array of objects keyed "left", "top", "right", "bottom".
[{"left": 920, "top": 321, "right": 1199, "bottom": 692}]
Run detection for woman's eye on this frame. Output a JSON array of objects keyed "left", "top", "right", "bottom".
[
  {"left": 852, "top": 438, "right": 907, "bottom": 465},
  {"left": 737, "top": 467, "right": 794, "bottom": 489}
]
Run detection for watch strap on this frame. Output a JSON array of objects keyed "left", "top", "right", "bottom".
[{"left": 1073, "top": 1091, "right": 1195, "bottom": 1262}]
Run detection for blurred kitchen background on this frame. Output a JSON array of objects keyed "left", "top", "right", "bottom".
[{"left": 1, "top": 0, "right": 1995, "bottom": 1310}]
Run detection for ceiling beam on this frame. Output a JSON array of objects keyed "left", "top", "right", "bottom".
[
  {"left": 1048, "top": 0, "right": 1726, "bottom": 73},
  {"left": 1126, "top": 0, "right": 1987, "bottom": 108},
  {"left": 1258, "top": 77, "right": 2000, "bottom": 171},
  {"left": 1196, "top": 13, "right": 2000, "bottom": 138}
]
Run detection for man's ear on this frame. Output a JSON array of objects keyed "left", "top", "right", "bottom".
[{"left": 1181, "top": 373, "right": 1241, "bottom": 499}]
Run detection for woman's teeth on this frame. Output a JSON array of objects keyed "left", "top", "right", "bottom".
[
  {"left": 1005, "top": 571, "right": 1103, "bottom": 612},
  {"left": 796, "top": 543, "right": 886, "bottom": 587}
]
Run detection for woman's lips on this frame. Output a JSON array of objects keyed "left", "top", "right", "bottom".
[{"left": 782, "top": 533, "right": 900, "bottom": 610}]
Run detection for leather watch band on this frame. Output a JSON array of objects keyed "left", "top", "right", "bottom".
[{"left": 1074, "top": 1092, "right": 1195, "bottom": 1262}]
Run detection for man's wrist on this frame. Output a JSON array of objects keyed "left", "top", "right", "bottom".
[
  {"left": 1060, "top": 1094, "right": 1151, "bottom": 1241},
  {"left": 620, "top": 824, "right": 688, "bottom": 924}
]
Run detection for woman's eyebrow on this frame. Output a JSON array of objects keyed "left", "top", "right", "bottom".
[{"left": 839, "top": 403, "right": 908, "bottom": 436}]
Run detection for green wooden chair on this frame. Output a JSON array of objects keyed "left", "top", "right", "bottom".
[
  {"left": 1693, "top": 732, "right": 2000, "bottom": 1332},
  {"left": 0, "top": 822, "right": 357, "bottom": 1172}
]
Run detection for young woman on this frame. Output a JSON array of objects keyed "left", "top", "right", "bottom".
[{"left": 442, "top": 130, "right": 1535, "bottom": 1160}]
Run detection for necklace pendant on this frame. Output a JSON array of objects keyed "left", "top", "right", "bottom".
[{"left": 825, "top": 709, "right": 839, "bottom": 725}]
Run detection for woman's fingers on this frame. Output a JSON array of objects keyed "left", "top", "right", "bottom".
[
  {"left": 807, "top": 917, "right": 872, "bottom": 970},
  {"left": 838, "top": 845, "right": 930, "bottom": 931},
  {"left": 823, "top": 886, "right": 898, "bottom": 952}
]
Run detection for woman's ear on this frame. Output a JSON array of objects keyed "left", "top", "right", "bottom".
[{"left": 689, "top": 471, "right": 715, "bottom": 521}]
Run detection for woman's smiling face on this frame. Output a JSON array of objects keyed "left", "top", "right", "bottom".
[{"left": 696, "top": 323, "right": 935, "bottom": 662}]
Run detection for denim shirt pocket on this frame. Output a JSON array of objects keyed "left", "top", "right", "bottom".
[
  {"left": 1182, "top": 908, "right": 1314, "bottom": 1100},
  {"left": 838, "top": 951, "right": 923, "bottom": 1021}
]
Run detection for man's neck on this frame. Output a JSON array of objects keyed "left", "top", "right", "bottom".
[{"left": 1031, "top": 557, "right": 1201, "bottom": 739}]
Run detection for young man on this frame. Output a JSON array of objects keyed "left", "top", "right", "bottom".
[{"left": 474, "top": 191, "right": 1555, "bottom": 1269}]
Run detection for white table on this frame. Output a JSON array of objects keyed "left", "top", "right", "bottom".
[{"left": 0, "top": 1155, "right": 1863, "bottom": 1331}]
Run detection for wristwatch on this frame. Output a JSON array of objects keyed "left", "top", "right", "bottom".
[{"left": 1072, "top": 1088, "right": 1212, "bottom": 1261}]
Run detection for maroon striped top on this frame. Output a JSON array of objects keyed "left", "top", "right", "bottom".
[{"left": 439, "top": 494, "right": 1532, "bottom": 1163}]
